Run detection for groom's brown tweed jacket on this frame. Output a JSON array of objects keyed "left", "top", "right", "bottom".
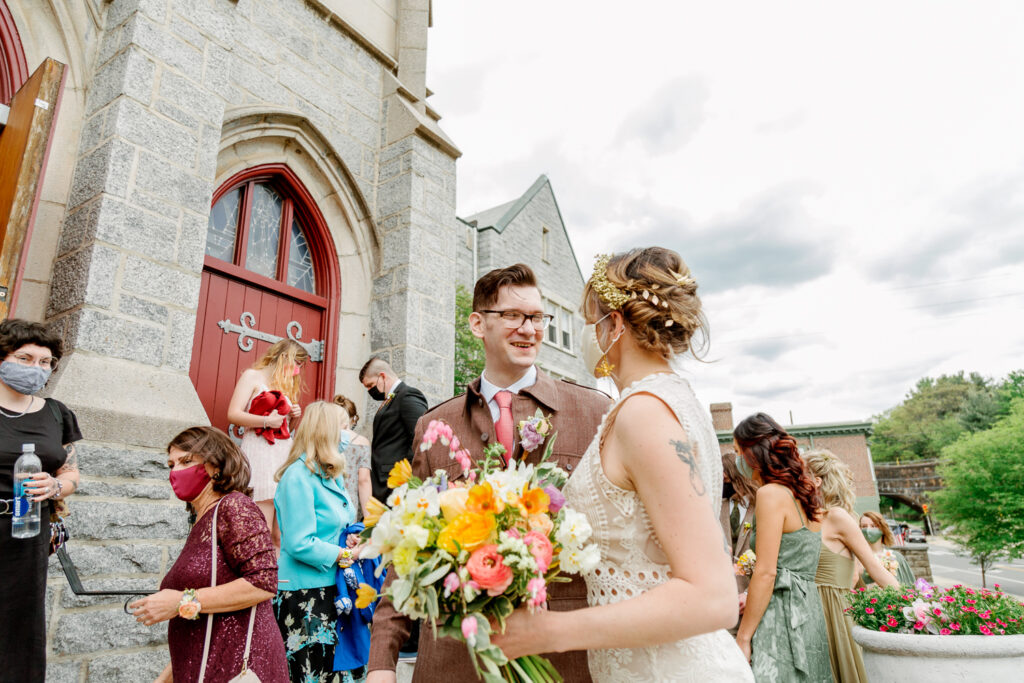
[{"left": 368, "top": 369, "right": 611, "bottom": 682}]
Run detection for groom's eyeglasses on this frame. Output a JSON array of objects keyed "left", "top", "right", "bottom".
[{"left": 478, "top": 310, "right": 554, "bottom": 330}]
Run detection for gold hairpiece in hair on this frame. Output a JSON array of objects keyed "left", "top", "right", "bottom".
[
  {"left": 670, "top": 269, "right": 696, "bottom": 288},
  {"left": 589, "top": 254, "right": 630, "bottom": 309}
]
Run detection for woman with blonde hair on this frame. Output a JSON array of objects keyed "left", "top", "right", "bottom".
[
  {"left": 273, "top": 401, "right": 362, "bottom": 683},
  {"left": 856, "top": 510, "right": 915, "bottom": 586},
  {"left": 227, "top": 339, "right": 309, "bottom": 546},
  {"left": 803, "top": 448, "right": 898, "bottom": 682}
]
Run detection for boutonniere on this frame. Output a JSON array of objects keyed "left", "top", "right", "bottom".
[
  {"left": 381, "top": 391, "right": 396, "bottom": 409},
  {"left": 743, "top": 522, "right": 752, "bottom": 531},
  {"left": 517, "top": 408, "right": 552, "bottom": 453}
]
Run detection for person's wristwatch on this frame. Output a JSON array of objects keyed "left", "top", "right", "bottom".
[{"left": 177, "top": 589, "right": 202, "bottom": 619}]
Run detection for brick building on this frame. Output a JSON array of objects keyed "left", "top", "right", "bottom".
[
  {"left": 712, "top": 402, "right": 880, "bottom": 513},
  {"left": 0, "top": 1, "right": 460, "bottom": 678},
  {"left": 458, "top": 174, "right": 592, "bottom": 385}
]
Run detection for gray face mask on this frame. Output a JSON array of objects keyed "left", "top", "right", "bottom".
[{"left": 0, "top": 361, "right": 52, "bottom": 395}]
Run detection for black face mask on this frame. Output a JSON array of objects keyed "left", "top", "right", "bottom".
[
  {"left": 722, "top": 482, "right": 736, "bottom": 500},
  {"left": 367, "top": 377, "right": 386, "bottom": 402}
]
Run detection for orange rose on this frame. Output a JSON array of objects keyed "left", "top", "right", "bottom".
[
  {"left": 466, "top": 482, "right": 504, "bottom": 515},
  {"left": 437, "top": 512, "right": 496, "bottom": 554},
  {"left": 520, "top": 487, "right": 550, "bottom": 515},
  {"left": 527, "top": 513, "right": 554, "bottom": 536}
]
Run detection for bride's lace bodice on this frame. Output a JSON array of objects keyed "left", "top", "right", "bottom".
[{"left": 563, "top": 372, "right": 753, "bottom": 682}]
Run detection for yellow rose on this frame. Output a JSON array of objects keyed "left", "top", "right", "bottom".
[
  {"left": 363, "top": 497, "right": 389, "bottom": 528},
  {"left": 438, "top": 487, "right": 469, "bottom": 521},
  {"left": 521, "top": 487, "right": 550, "bottom": 515},
  {"left": 527, "top": 513, "right": 554, "bottom": 536},
  {"left": 392, "top": 542, "right": 420, "bottom": 576},
  {"left": 387, "top": 459, "right": 413, "bottom": 489},
  {"left": 355, "top": 583, "right": 378, "bottom": 609},
  {"left": 437, "top": 512, "right": 496, "bottom": 554}
]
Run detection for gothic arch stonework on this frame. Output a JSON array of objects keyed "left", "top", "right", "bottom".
[{"left": 213, "top": 108, "right": 380, "bottom": 398}]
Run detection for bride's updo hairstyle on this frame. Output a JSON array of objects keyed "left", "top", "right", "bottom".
[
  {"left": 582, "top": 246, "right": 709, "bottom": 360},
  {"left": 733, "top": 412, "right": 822, "bottom": 523}
]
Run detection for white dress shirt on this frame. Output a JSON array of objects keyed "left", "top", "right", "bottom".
[{"left": 479, "top": 365, "right": 538, "bottom": 424}]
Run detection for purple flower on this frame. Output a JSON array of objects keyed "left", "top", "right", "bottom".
[
  {"left": 520, "top": 422, "right": 545, "bottom": 452},
  {"left": 545, "top": 485, "right": 566, "bottom": 514}
]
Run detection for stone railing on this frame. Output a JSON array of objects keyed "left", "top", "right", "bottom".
[{"left": 895, "top": 545, "right": 932, "bottom": 583}]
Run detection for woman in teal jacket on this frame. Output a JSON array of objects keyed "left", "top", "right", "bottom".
[{"left": 273, "top": 400, "right": 361, "bottom": 683}]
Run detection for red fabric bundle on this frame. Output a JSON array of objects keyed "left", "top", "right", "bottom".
[{"left": 249, "top": 390, "right": 291, "bottom": 443}]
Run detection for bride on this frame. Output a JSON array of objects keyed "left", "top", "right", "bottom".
[{"left": 494, "top": 247, "right": 752, "bottom": 681}]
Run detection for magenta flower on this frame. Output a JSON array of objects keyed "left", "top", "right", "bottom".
[
  {"left": 865, "top": 607, "right": 875, "bottom": 614},
  {"left": 940, "top": 628, "right": 952, "bottom": 635}
]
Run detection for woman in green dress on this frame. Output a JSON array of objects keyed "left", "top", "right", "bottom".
[
  {"left": 734, "top": 414, "right": 832, "bottom": 683},
  {"left": 804, "top": 450, "right": 900, "bottom": 682},
  {"left": 856, "top": 510, "right": 916, "bottom": 587}
]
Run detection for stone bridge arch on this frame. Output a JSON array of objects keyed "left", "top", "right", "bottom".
[{"left": 873, "top": 459, "right": 943, "bottom": 512}]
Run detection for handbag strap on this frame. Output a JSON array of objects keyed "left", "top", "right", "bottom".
[
  {"left": 195, "top": 499, "right": 258, "bottom": 682},
  {"left": 196, "top": 499, "right": 223, "bottom": 683}
]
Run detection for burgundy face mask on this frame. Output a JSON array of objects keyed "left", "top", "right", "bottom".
[{"left": 169, "top": 463, "right": 212, "bottom": 501}]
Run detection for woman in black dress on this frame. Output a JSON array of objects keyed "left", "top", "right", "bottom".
[{"left": 0, "top": 319, "right": 82, "bottom": 683}]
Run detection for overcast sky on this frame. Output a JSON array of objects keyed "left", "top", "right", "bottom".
[{"left": 426, "top": 1, "right": 1024, "bottom": 425}]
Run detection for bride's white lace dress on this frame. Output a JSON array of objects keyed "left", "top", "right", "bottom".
[{"left": 563, "top": 372, "right": 754, "bottom": 682}]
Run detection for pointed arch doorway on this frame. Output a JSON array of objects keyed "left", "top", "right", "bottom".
[{"left": 189, "top": 164, "right": 340, "bottom": 438}]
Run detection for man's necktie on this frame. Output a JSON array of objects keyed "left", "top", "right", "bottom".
[{"left": 495, "top": 390, "right": 514, "bottom": 465}]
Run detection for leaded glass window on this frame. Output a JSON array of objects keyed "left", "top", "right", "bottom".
[
  {"left": 206, "top": 176, "right": 321, "bottom": 296},
  {"left": 287, "top": 218, "right": 316, "bottom": 293},
  {"left": 206, "top": 187, "right": 241, "bottom": 261},
  {"left": 245, "top": 184, "right": 282, "bottom": 279}
]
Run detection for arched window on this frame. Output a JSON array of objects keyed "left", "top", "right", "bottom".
[
  {"left": 190, "top": 165, "right": 340, "bottom": 435},
  {"left": 0, "top": 2, "right": 28, "bottom": 105},
  {"left": 205, "top": 179, "right": 318, "bottom": 294}
]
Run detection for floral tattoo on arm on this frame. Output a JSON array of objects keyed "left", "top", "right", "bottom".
[
  {"left": 671, "top": 438, "right": 706, "bottom": 496},
  {"left": 56, "top": 443, "right": 79, "bottom": 476}
]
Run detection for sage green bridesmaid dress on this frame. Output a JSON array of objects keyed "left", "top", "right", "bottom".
[
  {"left": 816, "top": 545, "right": 867, "bottom": 682},
  {"left": 750, "top": 498, "right": 832, "bottom": 683}
]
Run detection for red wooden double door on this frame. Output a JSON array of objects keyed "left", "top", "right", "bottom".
[{"left": 189, "top": 165, "right": 339, "bottom": 437}]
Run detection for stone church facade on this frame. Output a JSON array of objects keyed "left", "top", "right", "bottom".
[
  {"left": 0, "top": 1, "right": 459, "bottom": 679},
  {"left": 458, "top": 174, "right": 592, "bottom": 385}
]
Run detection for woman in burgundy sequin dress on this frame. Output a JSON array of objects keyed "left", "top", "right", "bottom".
[{"left": 130, "top": 427, "right": 288, "bottom": 683}]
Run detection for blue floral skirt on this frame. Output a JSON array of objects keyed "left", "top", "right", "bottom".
[{"left": 273, "top": 585, "right": 364, "bottom": 683}]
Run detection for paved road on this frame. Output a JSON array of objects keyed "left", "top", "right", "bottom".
[{"left": 926, "top": 537, "right": 1024, "bottom": 599}]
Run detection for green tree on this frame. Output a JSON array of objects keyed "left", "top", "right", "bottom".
[
  {"left": 453, "top": 284, "right": 484, "bottom": 395},
  {"left": 870, "top": 372, "right": 988, "bottom": 462},
  {"left": 931, "top": 398, "right": 1024, "bottom": 587}
]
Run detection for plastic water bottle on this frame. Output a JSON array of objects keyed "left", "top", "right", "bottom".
[{"left": 12, "top": 443, "right": 41, "bottom": 538}]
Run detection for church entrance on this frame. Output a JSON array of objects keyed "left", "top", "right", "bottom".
[{"left": 189, "top": 164, "right": 340, "bottom": 438}]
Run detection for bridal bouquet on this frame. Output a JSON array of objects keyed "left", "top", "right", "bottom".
[{"left": 358, "top": 420, "right": 600, "bottom": 682}]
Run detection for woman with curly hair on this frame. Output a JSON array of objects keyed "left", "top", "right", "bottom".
[
  {"left": 733, "top": 413, "right": 831, "bottom": 682},
  {"left": 804, "top": 449, "right": 898, "bottom": 682}
]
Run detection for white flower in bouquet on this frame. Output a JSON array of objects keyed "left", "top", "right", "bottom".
[
  {"left": 556, "top": 508, "right": 595, "bottom": 548},
  {"left": 561, "top": 543, "right": 601, "bottom": 574}
]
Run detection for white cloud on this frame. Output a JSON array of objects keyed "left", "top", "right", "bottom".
[{"left": 428, "top": 0, "right": 1024, "bottom": 422}]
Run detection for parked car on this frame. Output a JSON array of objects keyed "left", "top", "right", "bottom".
[{"left": 907, "top": 528, "right": 927, "bottom": 543}]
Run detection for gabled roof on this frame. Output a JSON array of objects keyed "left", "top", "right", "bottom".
[
  {"left": 463, "top": 174, "right": 552, "bottom": 234},
  {"left": 460, "top": 174, "right": 586, "bottom": 284}
]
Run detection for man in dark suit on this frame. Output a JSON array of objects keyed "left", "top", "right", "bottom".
[
  {"left": 360, "top": 356, "right": 429, "bottom": 503},
  {"left": 367, "top": 264, "right": 611, "bottom": 683}
]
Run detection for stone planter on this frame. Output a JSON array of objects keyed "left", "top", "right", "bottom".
[{"left": 851, "top": 625, "right": 1024, "bottom": 681}]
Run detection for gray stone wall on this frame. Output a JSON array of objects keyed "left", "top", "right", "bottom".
[
  {"left": 33, "top": 0, "right": 458, "bottom": 678},
  {"left": 895, "top": 545, "right": 933, "bottom": 583}
]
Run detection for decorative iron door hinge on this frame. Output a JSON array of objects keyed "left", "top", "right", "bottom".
[{"left": 217, "top": 312, "right": 324, "bottom": 362}]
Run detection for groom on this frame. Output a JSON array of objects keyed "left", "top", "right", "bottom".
[{"left": 367, "top": 264, "right": 611, "bottom": 683}]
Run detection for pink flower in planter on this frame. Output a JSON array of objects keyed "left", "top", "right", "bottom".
[
  {"left": 914, "top": 621, "right": 925, "bottom": 630},
  {"left": 887, "top": 617, "right": 898, "bottom": 627},
  {"left": 940, "top": 628, "right": 952, "bottom": 635},
  {"left": 879, "top": 625, "right": 888, "bottom": 632},
  {"left": 865, "top": 607, "right": 875, "bottom": 614},
  {"left": 980, "top": 625, "right": 993, "bottom": 636}
]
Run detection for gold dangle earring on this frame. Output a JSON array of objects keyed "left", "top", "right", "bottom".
[{"left": 596, "top": 355, "right": 615, "bottom": 378}]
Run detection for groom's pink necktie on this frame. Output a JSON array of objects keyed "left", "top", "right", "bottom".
[{"left": 495, "top": 390, "right": 514, "bottom": 465}]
